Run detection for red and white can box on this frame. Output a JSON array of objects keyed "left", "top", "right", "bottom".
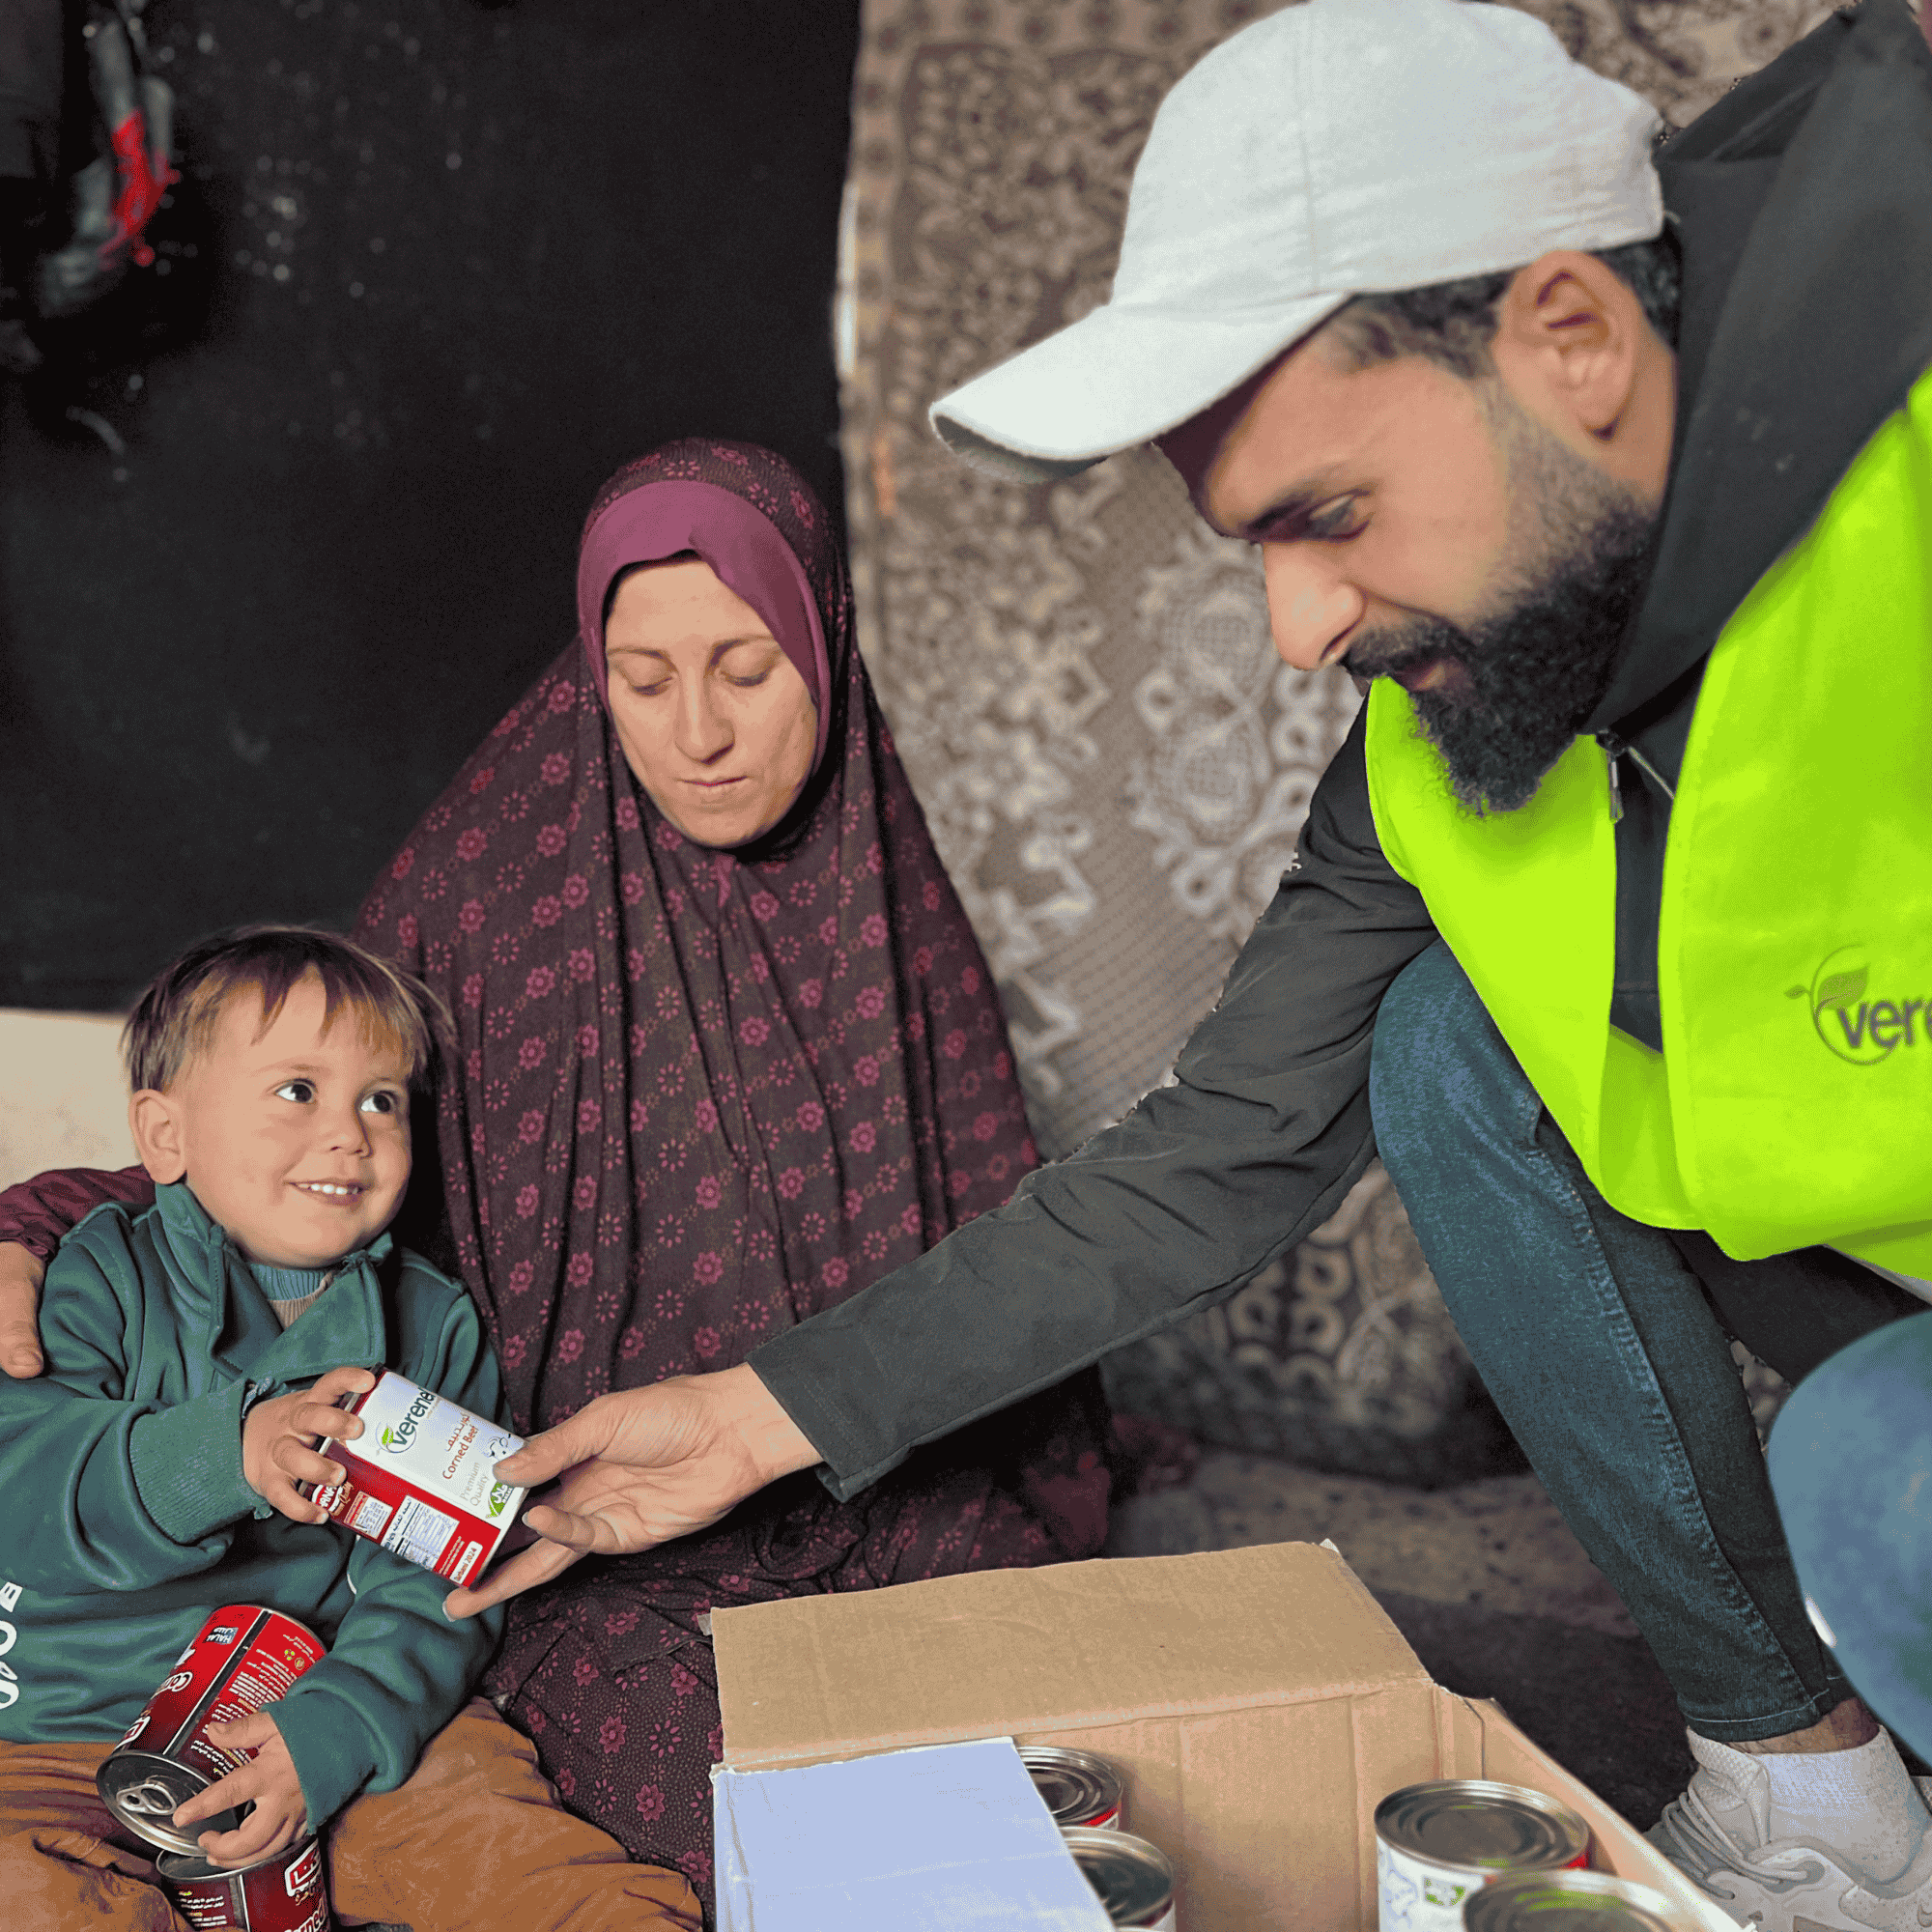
[
  {"left": 98, "top": 1605, "right": 325, "bottom": 1855},
  {"left": 157, "top": 1834, "right": 334, "bottom": 1932},
  {"left": 298, "top": 1371, "right": 526, "bottom": 1586}
]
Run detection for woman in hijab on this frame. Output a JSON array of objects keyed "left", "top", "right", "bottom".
[{"left": 0, "top": 440, "right": 1113, "bottom": 1907}]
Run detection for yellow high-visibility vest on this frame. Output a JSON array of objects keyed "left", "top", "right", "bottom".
[{"left": 1366, "top": 367, "right": 1932, "bottom": 1277}]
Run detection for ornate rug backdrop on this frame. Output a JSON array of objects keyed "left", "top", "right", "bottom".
[{"left": 836, "top": 0, "right": 1825, "bottom": 1480}]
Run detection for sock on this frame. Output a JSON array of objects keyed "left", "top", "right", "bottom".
[
  {"left": 1760, "top": 1731, "right": 1928, "bottom": 1884},
  {"left": 1689, "top": 1728, "right": 1929, "bottom": 1885}
]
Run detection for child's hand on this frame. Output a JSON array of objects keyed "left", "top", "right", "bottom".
[
  {"left": 172, "top": 1711, "right": 309, "bottom": 1867},
  {"left": 243, "top": 1365, "right": 378, "bottom": 1523}
]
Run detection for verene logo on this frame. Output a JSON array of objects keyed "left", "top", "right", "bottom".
[
  {"left": 379, "top": 1386, "right": 440, "bottom": 1455},
  {"left": 1788, "top": 945, "right": 1928, "bottom": 1065}
]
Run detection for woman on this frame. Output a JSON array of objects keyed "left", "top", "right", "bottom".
[{"left": 0, "top": 440, "right": 1114, "bottom": 1907}]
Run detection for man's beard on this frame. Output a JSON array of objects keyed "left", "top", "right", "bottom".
[{"left": 1346, "top": 397, "right": 1662, "bottom": 815}]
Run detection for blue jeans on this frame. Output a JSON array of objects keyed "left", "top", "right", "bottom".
[{"left": 1369, "top": 941, "right": 1922, "bottom": 1741}]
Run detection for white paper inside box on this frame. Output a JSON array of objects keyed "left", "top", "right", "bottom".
[{"left": 714, "top": 1540, "right": 1737, "bottom": 1932}]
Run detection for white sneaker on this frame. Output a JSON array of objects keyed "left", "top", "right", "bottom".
[{"left": 1649, "top": 1761, "right": 1932, "bottom": 1932}]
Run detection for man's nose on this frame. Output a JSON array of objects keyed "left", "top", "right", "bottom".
[{"left": 1263, "top": 546, "right": 1365, "bottom": 672}]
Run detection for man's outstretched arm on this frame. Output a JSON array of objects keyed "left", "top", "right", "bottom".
[{"left": 445, "top": 717, "right": 1435, "bottom": 1617}]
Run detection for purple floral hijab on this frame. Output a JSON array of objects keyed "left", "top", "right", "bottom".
[{"left": 355, "top": 440, "right": 1070, "bottom": 1443}]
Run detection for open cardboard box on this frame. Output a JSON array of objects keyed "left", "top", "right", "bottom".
[{"left": 714, "top": 1540, "right": 1741, "bottom": 1930}]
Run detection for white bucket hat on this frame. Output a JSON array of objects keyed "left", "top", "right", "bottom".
[{"left": 930, "top": 0, "right": 1663, "bottom": 483}]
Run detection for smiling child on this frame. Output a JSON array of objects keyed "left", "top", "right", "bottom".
[{"left": 0, "top": 926, "right": 698, "bottom": 1931}]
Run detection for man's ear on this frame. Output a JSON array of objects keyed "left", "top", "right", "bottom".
[
  {"left": 129, "top": 1090, "right": 187, "bottom": 1184},
  {"left": 1491, "top": 248, "right": 1674, "bottom": 497},
  {"left": 1492, "top": 250, "right": 1647, "bottom": 436}
]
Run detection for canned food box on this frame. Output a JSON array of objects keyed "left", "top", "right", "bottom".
[
  {"left": 1465, "top": 1869, "right": 1707, "bottom": 1932},
  {"left": 1377, "top": 1778, "right": 1591, "bottom": 1932},
  {"left": 300, "top": 1371, "right": 526, "bottom": 1585},
  {"left": 98, "top": 1605, "right": 325, "bottom": 1855},
  {"left": 1064, "top": 1825, "right": 1178, "bottom": 1930},
  {"left": 157, "top": 1833, "right": 333, "bottom": 1932},
  {"left": 1020, "top": 1745, "right": 1125, "bottom": 1831}
]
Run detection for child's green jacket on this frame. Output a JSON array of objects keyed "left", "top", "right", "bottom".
[{"left": 0, "top": 1180, "right": 507, "bottom": 1833}]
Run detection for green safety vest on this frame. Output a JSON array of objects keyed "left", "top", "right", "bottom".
[{"left": 1366, "top": 366, "right": 1932, "bottom": 1278}]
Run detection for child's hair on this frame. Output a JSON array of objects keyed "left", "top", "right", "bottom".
[{"left": 123, "top": 925, "right": 453, "bottom": 1094}]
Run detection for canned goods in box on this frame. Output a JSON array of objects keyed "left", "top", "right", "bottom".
[
  {"left": 1376, "top": 1779, "right": 1590, "bottom": 1932},
  {"left": 1064, "top": 1825, "right": 1178, "bottom": 1930},
  {"left": 98, "top": 1605, "right": 326, "bottom": 1855},
  {"left": 299, "top": 1371, "right": 526, "bottom": 1585},
  {"left": 1021, "top": 1746, "right": 1125, "bottom": 1831},
  {"left": 157, "top": 1834, "right": 333, "bottom": 1932},
  {"left": 1464, "top": 1869, "right": 1706, "bottom": 1932}
]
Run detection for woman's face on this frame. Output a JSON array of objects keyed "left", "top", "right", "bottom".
[{"left": 603, "top": 556, "right": 819, "bottom": 848}]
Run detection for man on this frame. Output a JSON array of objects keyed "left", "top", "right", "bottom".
[{"left": 4, "top": 2, "right": 1928, "bottom": 1926}]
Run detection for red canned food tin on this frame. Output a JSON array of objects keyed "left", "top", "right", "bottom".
[
  {"left": 157, "top": 1834, "right": 334, "bottom": 1932},
  {"left": 298, "top": 1371, "right": 526, "bottom": 1585},
  {"left": 99, "top": 1605, "right": 326, "bottom": 1855},
  {"left": 1021, "top": 1746, "right": 1126, "bottom": 1831}
]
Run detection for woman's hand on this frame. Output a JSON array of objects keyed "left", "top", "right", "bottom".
[
  {"left": 442, "top": 1364, "right": 819, "bottom": 1618},
  {"left": 0, "top": 1244, "right": 45, "bottom": 1378},
  {"left": 172, "top": 1712, "right": 310, "bottom": 1867},
  {"left": 242, "top": 1367, "right": 380, "bottom": 1522}
]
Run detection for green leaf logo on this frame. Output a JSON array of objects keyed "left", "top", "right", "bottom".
[
  {"left": 1804, "top": 946, "right": 1890, "bottom": 1066},
  {"left": 381, "top": 1426, "right": 396, "bottom": 1447},
  {"left": 1814, "top": 967, "right": 1866, "bottom": 1013}
]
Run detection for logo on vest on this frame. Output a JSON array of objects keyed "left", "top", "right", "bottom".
[{"left": 1787, "top": 946, "right": 1927, "bottom": 1065}]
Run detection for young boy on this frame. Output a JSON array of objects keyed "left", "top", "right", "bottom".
[{"left": 0, "top": 925, "right": 700, "bottom": 1931}]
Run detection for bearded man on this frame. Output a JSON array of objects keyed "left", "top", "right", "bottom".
[{"left": 3, "top": 3, "right": 1929, "bottom": 1926}]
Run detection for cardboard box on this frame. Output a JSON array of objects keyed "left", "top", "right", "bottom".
[{"left": 714, "top": 1540, "right": 1739, "bottom": 1931}]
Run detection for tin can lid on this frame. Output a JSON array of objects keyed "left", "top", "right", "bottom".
[
  {"left": 1464, "top": 1869, "right": 1700, "bottom": 1932},
  {"left": 97, "top": 1752, "right": 238, "bottom": 1856},
  {"left": 1376, "top": 1780, "right": 1591, "bottom": 1873},
  {"left": 1064, "top": 1825, "right": 1175, "bottom": 1926},
  {"left": 1020, "top": 1747, "right": 1123, "bottom": 1824}
]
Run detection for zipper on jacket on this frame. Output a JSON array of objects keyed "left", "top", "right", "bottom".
[
  {"left": 1600, "top": 733, "right": 1625, "bottom": 824},
  {"left": 1597, "top": 732, "right": 1678, "bottom": 825}
]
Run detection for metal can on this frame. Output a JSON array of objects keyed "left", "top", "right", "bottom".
[
  {"left": 156, "top": 1834, "right": 334, "bottom": 1932},
  {"left": 1021, "top": 1746, "right": 1126, "bottom": 1831},
  {"left": 1464, "top": 1869, "right": 1705, "bottom": 1932},
  {"left": 1064, "top": 1826, "right": 1178, "bottom": 1930},
  {"left": 1376, "top": 1779, "right": 1591, "bottom": 1932},
  {"left": 98, "top": 1605, "right": 326, "bottom": 1855},
  {"left": 298, "top": 1371, "right": 526, "bottom": 1585}
]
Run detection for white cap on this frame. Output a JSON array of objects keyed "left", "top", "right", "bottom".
[{"left": 930, "top": 0, "right": 1664, "bottom": 483}]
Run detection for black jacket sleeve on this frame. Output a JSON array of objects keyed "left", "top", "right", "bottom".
[{"left": 750, "top": 706, "right": 1438, "bottom": 1497}]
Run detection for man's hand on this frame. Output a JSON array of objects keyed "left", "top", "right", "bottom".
[
  {"left": 0, "top": 1244, "right": 45, "bottom": 1378},
  {"left": 442, "top": 1363, "right": 819, "bottom": 1619},
  {"left": 172, "top": 1712, "right": 309, "bottom": 1867},
  {"left": 242, "top": 1366, "right": 379, "bottom": 1523}
]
